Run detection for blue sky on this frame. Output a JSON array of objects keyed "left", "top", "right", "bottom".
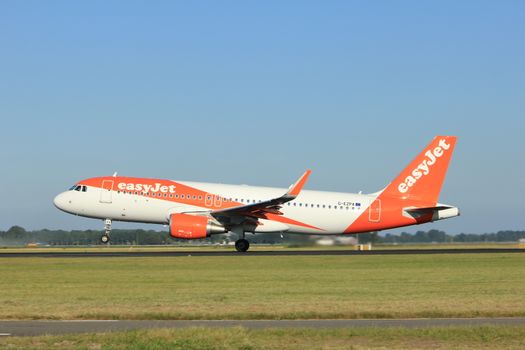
[{"left": 1, "top": 1, "right": 523, "bottom": 234}]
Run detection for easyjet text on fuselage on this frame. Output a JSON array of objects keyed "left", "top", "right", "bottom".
[{"left": 117, "top": 182, "right": 176, "bottom": 194}]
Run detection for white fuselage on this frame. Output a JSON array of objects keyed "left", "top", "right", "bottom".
[{"left": 55, "top": 180, "right": 375, "bottom": 235}]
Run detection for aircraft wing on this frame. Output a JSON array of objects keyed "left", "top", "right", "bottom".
[{"left": 210, "top": 170, "right": 311, "bottom": 221}]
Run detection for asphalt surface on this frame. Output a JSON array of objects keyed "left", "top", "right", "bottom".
[
  {"left": 1, "top": 318, "right": 525, "bottom": 337},
  {"left": 0, "top": 248, "right": 523, "bottom": 258}
]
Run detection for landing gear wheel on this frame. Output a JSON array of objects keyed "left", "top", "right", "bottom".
[
  {"left": 235, "top": 239, "right": 250, "bottom": 252},
  {"left": 101, "top": 218, "right": 112, "bottom": 245}
]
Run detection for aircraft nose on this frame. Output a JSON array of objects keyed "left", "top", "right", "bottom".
[{"left": 53, "top": 192, "right": 69, "bottom": 210}]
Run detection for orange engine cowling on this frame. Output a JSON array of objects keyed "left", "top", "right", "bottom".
[{"left": 169, "top": 213, "right": 227, "bottom": 239}]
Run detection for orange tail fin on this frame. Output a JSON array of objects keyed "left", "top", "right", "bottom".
[{"left": 381, "top": 136, "right": 457, "bottom": 205}]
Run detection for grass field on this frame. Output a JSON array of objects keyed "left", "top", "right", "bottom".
[
  {"left": 2, "top": 326, "right": 525, "bottom": 350},
  {"left": 1, "top": 253, "right": 524, "bottom": 320},
  {"left": 0, "top": 242, "right": 521, "bottom": 253}
]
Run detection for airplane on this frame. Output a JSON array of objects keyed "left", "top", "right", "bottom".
[{"left": 53, "top": 136, "right": 459, "bottom": 252}]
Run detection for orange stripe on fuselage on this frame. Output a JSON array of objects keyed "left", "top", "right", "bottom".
[{"left": 343, "top": 196, "right": 434, "bottom": 234}]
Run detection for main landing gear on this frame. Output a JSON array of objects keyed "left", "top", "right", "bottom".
[
  {"left": 231, "top": 226, "right": 250, "bottom": 252},
  {"left": 100, "top": 218, "right": 112, "bottom": 244},
  {"left": 235, "top": 238, "right": 250, "bottom": 252}
]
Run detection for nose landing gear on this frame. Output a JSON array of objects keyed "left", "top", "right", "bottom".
[{"left": 100, "top": 219, "right": 112, "bottom": 244}]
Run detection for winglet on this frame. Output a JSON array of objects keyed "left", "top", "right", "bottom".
[{"left": 286, "top": 170, "right": 312, "bottom": 197}]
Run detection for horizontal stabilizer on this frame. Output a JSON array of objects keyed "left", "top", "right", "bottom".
[{"left": 404, "top": 205, "right": 460, "bottom": 221}]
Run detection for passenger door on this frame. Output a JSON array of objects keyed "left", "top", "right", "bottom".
[
  {"left": 368, "top": 199, "right": 381, "bottom": 222},
  {"left": 100, "top": 180, "right": 114, "bottom": 204}
]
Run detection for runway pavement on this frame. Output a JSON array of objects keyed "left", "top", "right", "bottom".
[
  {"left": 1, "top": 318, "right": 525, "bottom": 337},
  {"left": 0, "top": 248, "right": 523, "bottom": 258}
]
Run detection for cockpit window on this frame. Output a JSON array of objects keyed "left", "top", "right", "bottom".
[
  {"left": 69, "top": 184, "right": 87, "bottom": 192},
  {"left": 69, "top": 184, "right": 88, "bottom": 192}
]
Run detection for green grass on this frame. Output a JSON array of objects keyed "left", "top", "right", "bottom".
[
  {"left": 0, "top": 242, "right": 521, "bottom": 253},
  {"left": 1, "top": 253, "right": 524, "bottom": 320},
  {"left": 2, "top": 326, "right": 525, "bottom": 349}
]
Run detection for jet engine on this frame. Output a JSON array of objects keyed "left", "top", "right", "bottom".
[{"left": 169, "top": 213, "right": 227, "bottom": 239}]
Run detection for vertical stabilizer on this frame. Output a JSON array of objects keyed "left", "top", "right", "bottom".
[{"left": 381, "top": 136, "right": 457, "bottom": 205}]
